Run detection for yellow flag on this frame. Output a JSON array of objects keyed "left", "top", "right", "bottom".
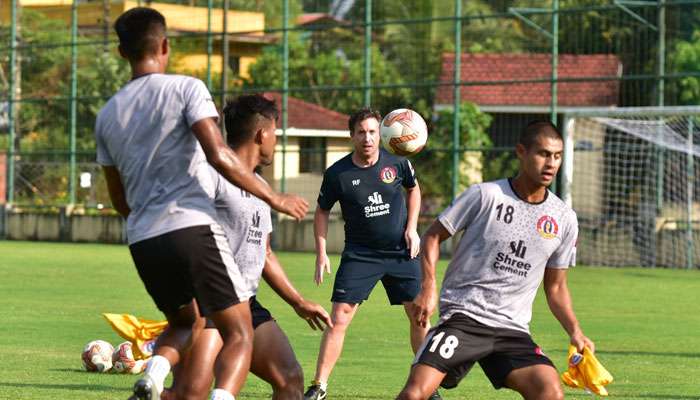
[
  {"left": 561, "top": 345, "right": 614, "bottom": 396},
  {"left": 102, "top": 313, "right": 168, "bottom": 360}
]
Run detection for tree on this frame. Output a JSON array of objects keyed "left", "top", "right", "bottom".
[
  {"left": 244, "top": 32, "right": 411, "bottom": 115},
  {"left": 3, "top": 10, "right": 131, "bottom": 151},
  {"left": 669, "top": 30, "right": 700, "bottom": 105},
  {"left": 412, "top": 101, "right": 493, "bottom": 211}
]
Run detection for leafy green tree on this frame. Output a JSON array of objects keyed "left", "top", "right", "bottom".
[
  {"left": 669, "top": 30, "right": 700, "bottom": 105},
  {"left": 1, "top": 10, "right": 130, "bottom": 151},
  {"left": 413, "top": 101, "right": 493, "bottom": 211},
  {"left": 244, "top": 33, "right": 411, "bottom": 115}
]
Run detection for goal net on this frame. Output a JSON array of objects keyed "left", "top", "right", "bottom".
[{"left": 561, "top": 107, "right": 700, "bottom": 269}]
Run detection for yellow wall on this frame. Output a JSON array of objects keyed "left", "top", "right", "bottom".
[
  {"left": 176, "top": 54, "right": 257, "bottom": 78},
  {"left": 176, "top": 41, "right": 263, "bottom": 78},
  {"left": 274, "top": 137, "right": 300, "bottom": 180},
  {"left": 326, "top": 138, "right": 351, "bottom": 167},
  {"left": 19, "top": 0, "right": 73, "bottom": 5},
  {"left": 4, "top": 0, "right": 264, "bottom": 34}
]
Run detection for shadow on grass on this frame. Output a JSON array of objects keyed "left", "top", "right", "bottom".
[
  {"left": 632, "top": 395, "right": 700, "bottom": 399},
  {"left": 0, "top": 381, "right": 125, "bottom": 391},
  {"left": 48, "top": 368, "right": 95, "bottom": 372},
  {"left": 596, "top": 350, "right": 700, "bottom": 359}
]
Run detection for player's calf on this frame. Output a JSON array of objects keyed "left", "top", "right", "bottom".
[{"left": 270, "top": 365, "right": 304, "bottom": 400}]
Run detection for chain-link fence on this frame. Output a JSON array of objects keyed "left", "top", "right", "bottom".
[{"left": 1, "top": 0, "right": 699, "bottom": 260}]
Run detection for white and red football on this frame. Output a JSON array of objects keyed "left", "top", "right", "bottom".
[
  {"left": 112, "top": 341, "right": 146, "bottom": 374},
  {"left": 379, "top": 108, "right": 428, "bottom": 157},
  {"left": 81, "top": 340, "right": 114, "bottom": 372}
]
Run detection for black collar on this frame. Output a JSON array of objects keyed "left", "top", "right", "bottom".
[{"left": 507, "top": 177, "right": 548, "bottom": 205}]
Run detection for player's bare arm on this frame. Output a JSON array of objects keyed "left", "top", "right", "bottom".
[
  {"left": 313, "top": 206, "right": 332, "bottom": 285},
  {"left": 412, "top": 220, "right": 451, "bottom": 328},
  {"left": 404, "top": 182, "right": 421, "bottom": 259},
  {"left": 262, "top": 237, "right": 332, "bottom": 330},
  {"left": 543, "top": 268, "right": 595, "bottom": 353},
  {"left": 192, "top": 117, "right": 309, "bottom": 220},
  {"left": 102, "top": 166, "right": 131, "bottom": 218}
]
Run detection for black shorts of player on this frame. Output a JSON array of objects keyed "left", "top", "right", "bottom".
[
  {"left": 129, "top": 224, "right": 241, "bottom": 317},
  {"left": 415, "top": 313, "right": 555, "bottom": 390},
  {"left": 204, "top": 296, "right": 273, "bottom": 330},
  {"left": 332, "top": 246, "right": 421, "bottom": 305}
]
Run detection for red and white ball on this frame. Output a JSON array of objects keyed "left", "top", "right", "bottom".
[
  {"left": 112, "top": 341, "right": 147, "bottom": 374},
  {"left": 379, "top": 108, "right": 428, "bottom": 157},
  {"left": 81, "top": 340, "right": 114, "bottom": 372}
]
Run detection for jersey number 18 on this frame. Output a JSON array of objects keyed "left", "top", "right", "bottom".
[{"left": 495, "top": 203, "right": 514, "bottom": 224}]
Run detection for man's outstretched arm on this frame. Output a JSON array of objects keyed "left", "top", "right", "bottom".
[
  {"left": 262, "top": 236, "right": 333, "bottom": 331},
  {"left": 404, "top": 182, "right": 421, "bottom": 258},
  {"left": 543, "top": 268, "right": 595, "bottom": 353},
  {"left": 412, "top": 220, "right": 451, "bottom": 328}
]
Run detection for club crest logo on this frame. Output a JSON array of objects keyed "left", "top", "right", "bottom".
[
  {"left": 380, "top": 166, "right": 397, "bottom": 183},
  {"left": 536, "top": 215, "right": 559, "bottom": 239}
]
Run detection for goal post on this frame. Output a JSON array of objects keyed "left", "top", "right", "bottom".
[{"left": 561, "top": 106, "right": 700, "bottom": 269}]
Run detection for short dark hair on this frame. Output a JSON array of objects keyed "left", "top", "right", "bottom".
[
  {"left": 519, "top": 120, "right": 563, "bottom": 148},
  {"left": 223, "top": 94, "right": 279, "bottom": 148},
  {"left": 114, "top": 7, "right": 167, "bottom": 61},
  {"left": 348, "top": 107, "right": 381, "bottom": 133}
]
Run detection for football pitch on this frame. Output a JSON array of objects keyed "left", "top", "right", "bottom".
[{"left": 0, "top": 241, "right": 699, "bottom": 400}]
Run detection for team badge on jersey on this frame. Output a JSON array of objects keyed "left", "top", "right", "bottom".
[
  {"left": 536, "top": 215, "right": 559, "bottom": 239},
  {"left": 380, "top": 166, "right": 397, "bottom": 183}
]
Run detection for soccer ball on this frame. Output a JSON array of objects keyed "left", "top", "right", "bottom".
[
  {"left": 112, "top": 341, "right": 147, "bottom": 374},
  {"left": 81, "top": 340, "right": 114, "bottom": 372},
  {"left": 379, "top": 108, "right": 428, "bottom": 157}
]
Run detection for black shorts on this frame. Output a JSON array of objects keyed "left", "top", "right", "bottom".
[
  {"left": 204, "top": 296, "right": 273, "bottom": 330},
  {"left": 414, "top": 313, "right": 555, "bottom": 390},
  {"left": 129, "top": 224, "right": 243, "bottom": 317},
  {"left": 332, "top": 246, "right": 420, "bottom": 305}
]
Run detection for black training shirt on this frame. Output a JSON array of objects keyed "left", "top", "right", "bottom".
[{"left": 317, "top": 149, "right": 417, "bottom": 250}]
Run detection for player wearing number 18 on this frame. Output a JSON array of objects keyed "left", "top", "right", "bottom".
[{"left": 397, "top": 121, "right": 596, "bottom": 400}]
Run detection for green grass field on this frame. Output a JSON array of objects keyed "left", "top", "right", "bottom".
[{"left": 1, "top": 241, "right": 699, "bottom": 399}]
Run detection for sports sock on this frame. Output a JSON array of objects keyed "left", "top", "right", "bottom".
[
  {"left": 210, "top": 388, "right": 235, "bottom": 400},
  {"left": 316, "top": 380, "right": 328, "bottom": 391},
  {"left": 144, "top": 355, "right": 170, "bottom": 394}
]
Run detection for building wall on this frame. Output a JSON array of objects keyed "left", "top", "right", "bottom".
[
  {"left": 273, "top": 136, "right": 300, "bottom": 180},
  {"left": 326, "top": 137, "right": 350, "bottom": 166},
  {"left": 6, "top": 1, "right": 265, "bottom": 34},
  {"left": 176, "top": 42, "right": 263, "bottom": 79}
]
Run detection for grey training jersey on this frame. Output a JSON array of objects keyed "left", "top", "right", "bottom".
[
  {"left": 95, "top": 74, "right": 219, "bottom": 244},
  {"left": 438, "top": 179, "right": 578, "bottom": 333},
  {"left": 210, "top": 169, "right": 273, "bottom": 299}
]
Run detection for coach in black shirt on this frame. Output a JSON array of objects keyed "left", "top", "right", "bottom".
[{"left": 304, "top": 108, "right": 440, "bottom": 400}]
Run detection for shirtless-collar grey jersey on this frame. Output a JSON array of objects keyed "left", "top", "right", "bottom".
[
  {"left": 437, "top": 179, "right": 578, "bottom": 333},
  {"left": 203, "top": 167, "right": 273, "bottom": 300}
]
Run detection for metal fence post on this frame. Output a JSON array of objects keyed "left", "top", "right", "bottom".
[
  {"left": 206, "top": 0, "right": 213, "bottom": 89},
  {"left": 551, "top": 0, "right": 559, "bottom": 194},
  {"left": 451, "top": 0, "right": 462, "bottom": 201},
  {"left": 687, "top": 117, "right": 695, "bottom": 269},
  {"left": 281, "top": 0, "right": 289, "bottom": 194},
  {"left": 656, "top": 0, "right": 666, "bottom": 212},
  {"left": 68, "top": 0, "right": 78, "bottom": 206},
  {"left": 363, "top": 0, "right": 372, "bottom": 107},
  {"left": 220, "top": 0, "right": 230, "bottom": 140},
  {"left": 561, "top": 114, "right": 575, "bottom": 207},
  {"left": 7, "top": 0, "right": 17, "bottom": 206},
  {"left": 550, "top": 0, "right": 559, "bottom": 125}
]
